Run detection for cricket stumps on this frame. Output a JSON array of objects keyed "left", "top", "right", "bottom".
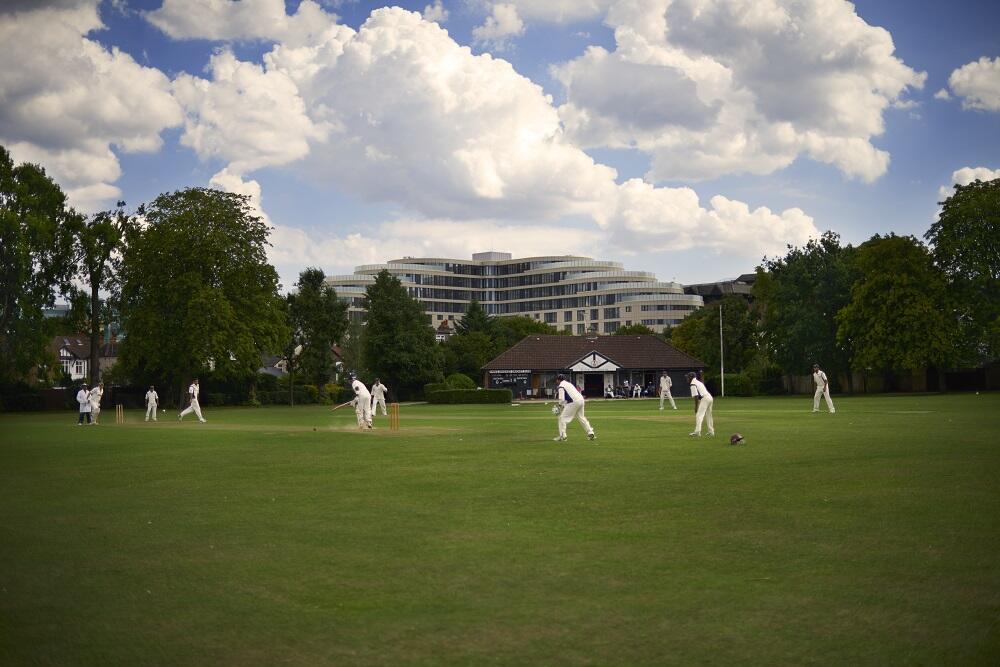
[
  {"left": 116, "top": 404, "right": 125, "bottom": 424},
  {"left": 389, "top": 403, "right": 400, "bottom": 431}
]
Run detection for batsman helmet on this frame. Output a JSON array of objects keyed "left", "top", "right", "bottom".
[
  {"left": 729, "top": 433, "right": 745, "bottom": 446},
  {"left": 684, "top": 372, "right": 696, "bottom": 381},
  {"left": 556, "top": 373, "right": 566, "bottom": 382}
]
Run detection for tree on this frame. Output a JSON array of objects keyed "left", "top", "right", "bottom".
[
  {"left": 0, "top": 145, "right": 81, "bottom": 383},
  {"left": 670, "top": 295, "right": 760, "bottom": 373},
  {"left": 836, "top": 234, "right": 957, "bottom": 373},
  {"left": 493, "top": 315, "right": 563, "bottom": 350},
  {"left": 288, "top": 267, "right": 348, "bottom": 397},
  {"left": 339, "top": 317, "right": 368, "bottom": 380},
  {"left": 77, "top": 202, "right": 128, "bottom": 385},
  {"left": 614, "top": 323, "right": 656, "bottom": 336},
  {"left": 925, "top": 178, "right": 1000, "bottom": 360},
  {"left": 755, "top": 232, "right": 856, "bottom": 386},
  {"left": 362, "top": 270, "right": 442, "bottom": 398},
  {"left": 442, "top": 330, "right": 498, "bottom": 383},
  {"left": 455, "top": 299, "right": 495, "bottom": 335},
  {"left": 116, "top": 188, "right": 288, "bottom": 404}
]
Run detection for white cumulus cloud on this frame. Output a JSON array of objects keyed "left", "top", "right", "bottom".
[
  {"left": 146, "top": 0, "right": 340, "bottom": 46},
  {"left": 422, "top": 1, "right": 449, "bottom": 24},
  {"left": 946, "top": 56, "right": 1000, "bottom": 112},
  {"left": 0, "top": 1, "right": 182, "bottom": 211},
  {"left": 553, "top": 0, "right": 925, "bottom": 183},
  {"left": 938, "top": 166, "right": 1000, "bottom": 200},
  {"left": 472, "top": 3, "right": 525, "bottom": 52},
  {"left": 153, "top": 6, "right": 820, "bottom": 269}
]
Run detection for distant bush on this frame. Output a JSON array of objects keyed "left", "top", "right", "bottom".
[
  {"left": 426, "top": 389, "right": 511, "bottom": 404},
  {"left": 445, "top": 373, "right": 476, "bottom": 389},
  {"left": 705, "top": 373, "right": 754, "bottom": 397}
]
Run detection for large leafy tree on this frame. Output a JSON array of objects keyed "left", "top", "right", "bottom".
[
  {"left": 755, "top": 232, "right": 856, "bottom": 385},
  {"left": 78, "top": 202, "right": 128, "bottom": 385},
  {"left": 455, "top": 299, "right": 495, "bottom": 335},
  {"left": 836, "top": 234, "right": 957, "bottom": 373},
  {"left": 670, "top": 295, "right": 760, "bottom": 373},
  {"left": 925, "top": 178, "right": 1000, "bottom": 360},
  {"left": 116, "top": 188, "right": 287, "bottom": 403},
  {"left": 0, "top": 145, "right": 81, "bottom": 383},
  {"left": 288, "top": 267, "right": 348, "bottom": 396},
  {"left": 362, "top": 270, "right": 442, "bottom": 398},
  {"left": 493, "top": 315, "right": 563, "bottom": 350}
]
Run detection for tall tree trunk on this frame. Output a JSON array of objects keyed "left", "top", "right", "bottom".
[{"left": 89, "top": 279, "right": 101, "bottom": 385}]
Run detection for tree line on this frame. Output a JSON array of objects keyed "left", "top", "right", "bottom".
[
  {"left": 668, "top": 178, "right": 999, "bottom": 392},
  {"left": 3, "top": 140, "right": 997, "bottom": 404}
]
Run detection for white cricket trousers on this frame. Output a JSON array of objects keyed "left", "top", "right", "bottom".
[
  {"left": 558, "top": 401, "right": 594, "bottom": 439},
  {"left": 660, "top": 389, "right": 676, "bottom": 410},
  {"left": 145, "top": 403, "right": 157, "bottom": 421},
  {"left": 372, "top": 396, "right": 387, "bottom": 416},
  {"left": 180, "top": 399, "right": 205, "bottom": 422},
  {"left": 694, "top": 396, "right": 714, "bottom": 435},
  {"left": 813, "top": 386, "right": 835, "bottom": 412},
  {"left": 355, "top": 400, "right": 372, "bottom": 428}
]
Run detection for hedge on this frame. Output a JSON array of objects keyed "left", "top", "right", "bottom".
[
  {"left": 445, "top": 373, "right": 476, "bottom": 389},
  {"left": 426, "top": 388, "right": 512, "bottom": 404},
  {"left": 423, "top": 382, "right": 449, "bottom": 397}
]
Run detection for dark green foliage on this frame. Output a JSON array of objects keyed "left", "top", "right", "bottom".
[
  {"left": 705, "top": 372, "right": 755, "bottom": 396},
  {"left": 425, "top": 388, "right": 512, "bottom": 404},
  {"left": 363, "top": 270, "right": 442, "bottom": 399},
  {"left": 837, "top": 234, "right": 957, "bottom": 373},
  {"left": 755, "top": 232, "right": 856, "bottom": 383},
  {"left": 442, "top": 330, "right": 496, "bottom": 383},
  {"left": 926, "top": 178, "right": 1000, "bottom": 360},
  {"left": 445, "top": 372, "right": 476, "bottom": 389},
  {"left": 422, "top": 382, "right": 449, "bottom": 398},
  {"left": 614, "top": 323, "right": 656, "bottom": 336},
  {"left": 455, "top": 299, "right": 494, "bottom": 335},
  {"left": 671, "top": 295, "right": 760, "bottom": 373},
  {"left": 287, "top": 268, "right": 349, "bottom": 398},
  {"left": 78, "top": 203, "right": 128, "bottom": 385},
  {"left": 115, "top": 188, "right": 288, "bottom": 401},
  {"left": 0, "top": 145, "right": 81, "bottom": 383}
]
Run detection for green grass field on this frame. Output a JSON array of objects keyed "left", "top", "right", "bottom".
[{"left": 2, "top": 394, "right": 999, "bottom": 665}]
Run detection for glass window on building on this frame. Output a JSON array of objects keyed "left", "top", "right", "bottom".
[
  {"left": 577, "top": 323, "right": 585, "bottom": 334},
  {"left": 576, "top": 310, "right": 585, "bottom": 321},
  {"left": 544, "top": 312, "right": 557, "bottom": 323},
  {"left": 590, "top": 309, "right": 598, "bottom": 320},
  {"left": 603, "top": 321, "right": 619, "bottom": 334},
  {"left": 563, "top": 324, "right": 572, "bottom": 333},
  {"left": 564, "top": 310, "right": 572, "bottom": 321},
  {"left": 604, "top": 307, "right": 619, "bottom": 319},
  {"left": 625, "top": 306, "right": 631, "bottom": 313}
]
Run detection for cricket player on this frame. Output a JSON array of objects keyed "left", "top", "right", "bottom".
[
  {"left": 659, "top": 372, "right": 677, "bottom": 410},
  {"left": 553, "top": 373, "right": 596, "bottom": 442},
  {"left": 632, "top": 382, "right": 642, "bottom": 398},
  {"left": 351, "top": 376, "right": 373, "bottom": 429},
  {"left": 812, "top": 363, "right": 836, "bottom": 413},
  {"left": 371, "top": 378, "right": 388, "bottom": 417},
  {"left": 76, "top": 383, "right": 92, "bottom": 425},
  {"left": 145, "top": 385, "right": 159, "bottom": 421},
  {"left": 178, "top": 378, "right": 206, "bottom": 423},
  {"left": 686, "top": 372, "right": 714, "bottom": 437},
  {"left": 89, "top": 381, "right": 104, "bottom": 424}
]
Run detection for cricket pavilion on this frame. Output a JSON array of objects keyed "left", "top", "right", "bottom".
[{"left": 482, "top": 335, "right": 706, "bottom": 400}]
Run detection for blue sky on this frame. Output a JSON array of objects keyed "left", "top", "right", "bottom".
[{"left": 2, "top": 0, "right": 998, "bottom": 287}]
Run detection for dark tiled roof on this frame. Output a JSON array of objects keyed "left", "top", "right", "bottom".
[
  {"left": 483, "top": 335, "right": 706, "bottom": 371},
  {"left": 50, "top": 335, "right": 118, "bottom": 359}
]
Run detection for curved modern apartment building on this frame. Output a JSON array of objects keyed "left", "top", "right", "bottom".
[{"left": 325, "top": 251, "right": 704, "bottom": 334}]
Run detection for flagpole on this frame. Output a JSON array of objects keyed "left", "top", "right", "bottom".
[{"left": 719, "top": 304, "right": 725, "bottom": 397}]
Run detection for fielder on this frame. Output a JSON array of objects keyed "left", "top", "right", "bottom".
[
  {"left": 632, "top": 382, "right": 642, "bottom": 398},
  {"left": 371, "top": 378, "right": 388, "bottom": 416},
  {"left": 351, "top": 376, "right": 373, "bottom": 429},
  {"left": 659, "top": 372, "right": 677, "bottom": 410},
  {"left": 686, "top": 372, "right": 714, "bottom": 437},
  {"left": 76, "top": 383, "right": 92, "bottom": 425},
  {"left": 145, "top": 385, "right": 159, "bottom": 421},
  {"left": 89, "top": 381, "right": 104, "bottom": 424},
  {"left": 812, "top": 363, "right": 836, "bottom": 413},
  {"left": 553, "top": 373, "right": 596, "bottom": 442},
  {"left": 178, "top": 378, "right": 206, "bottom": 423}
]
